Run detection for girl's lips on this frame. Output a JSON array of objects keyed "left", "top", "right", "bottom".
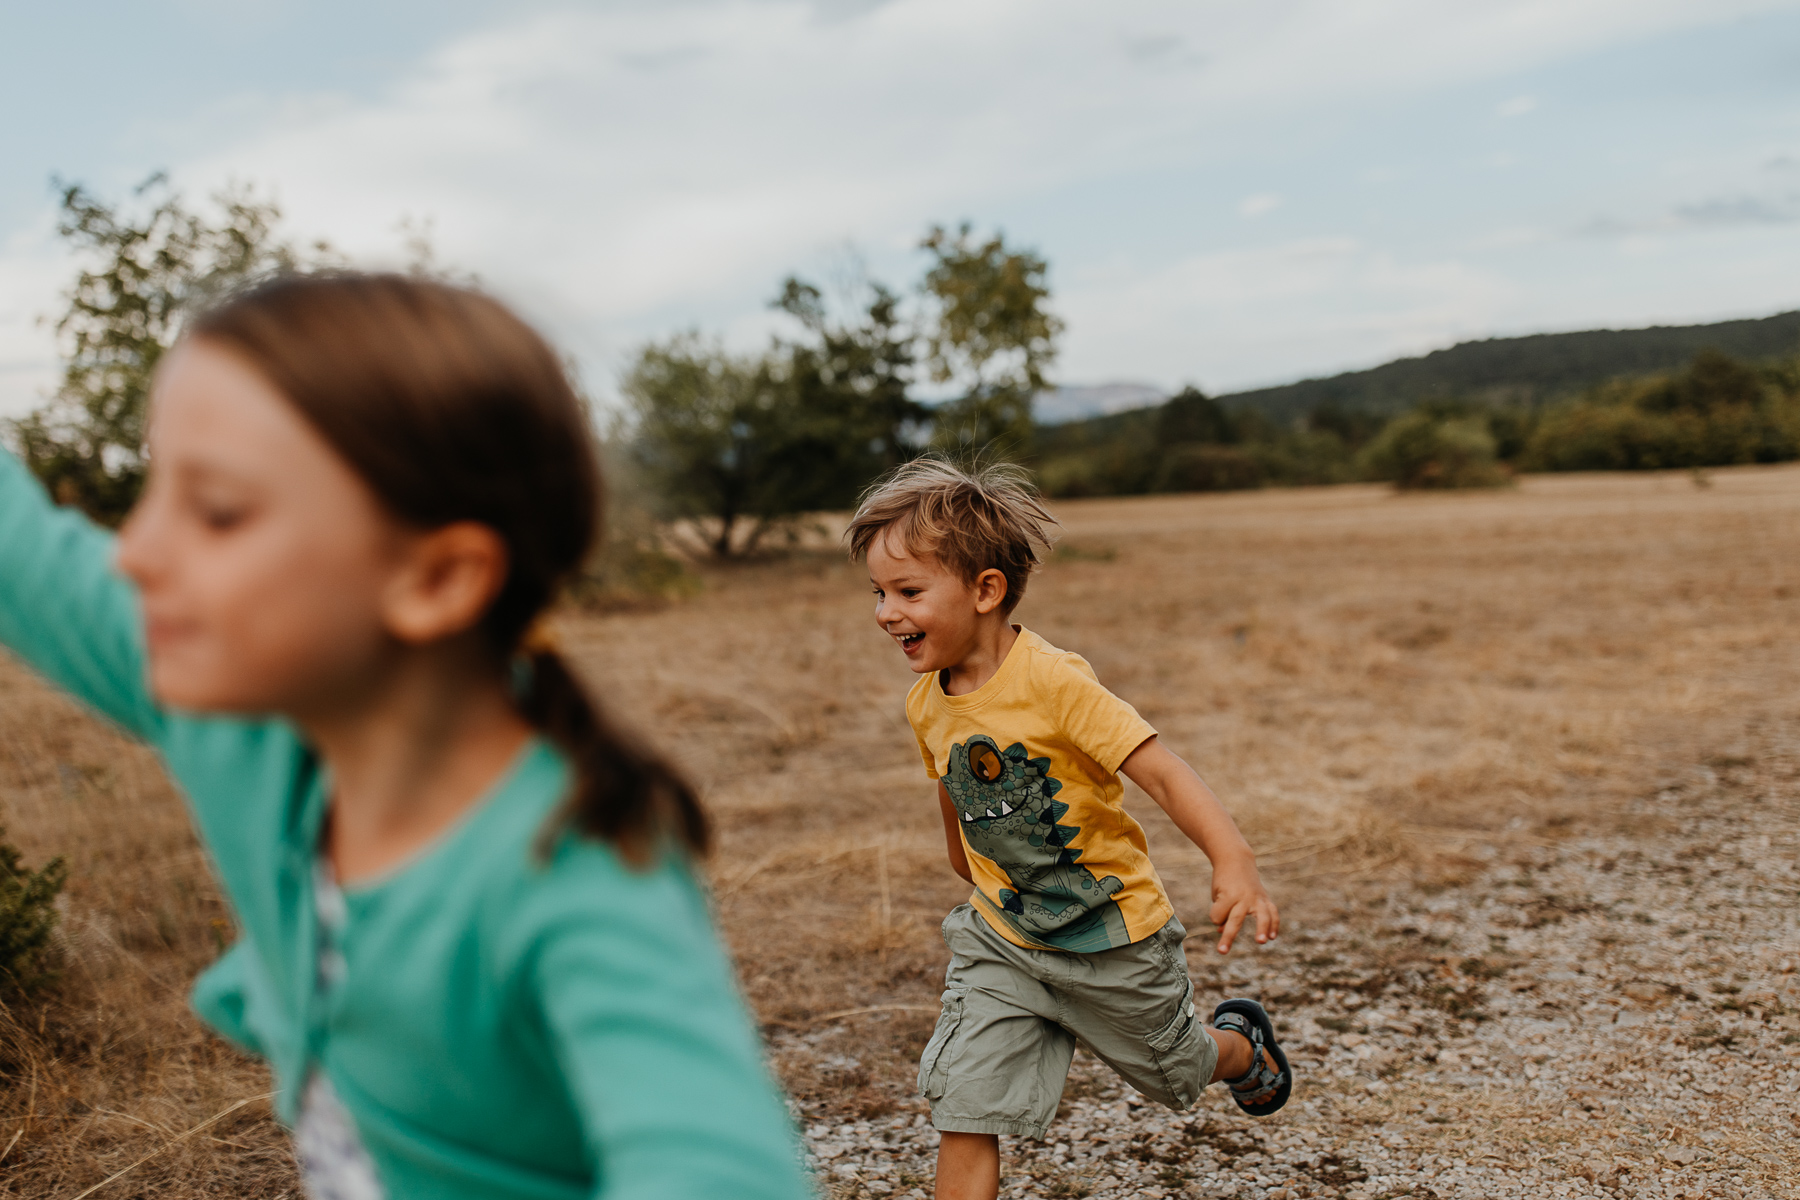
[
  {"left": 142, "top": 616, "right": 194, "bottom": 652},
  {"left": 899, "top": 632, "right": 924, "bottom": 656}
]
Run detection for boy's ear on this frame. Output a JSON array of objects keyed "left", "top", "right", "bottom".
[{"left": 973, "top": 568, "right": 1009, "bottom": 615}]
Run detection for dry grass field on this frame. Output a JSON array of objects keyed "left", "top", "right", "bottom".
[{"left": 0, "top": 464, "right": 1797, "bottom": 1196}]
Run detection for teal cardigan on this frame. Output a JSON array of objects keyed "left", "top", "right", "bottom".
[{"left": 0, "top": 449, "right": 809, "bottom": 1199}]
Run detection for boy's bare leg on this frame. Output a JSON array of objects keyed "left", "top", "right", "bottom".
[
  {"left": 935, "top": 1131, "right": 1000, "bottom": 1200},
  {"left": 1208, "top": 1026, "right": 1254, "bottom": 1082}
]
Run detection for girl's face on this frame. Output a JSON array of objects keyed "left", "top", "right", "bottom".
[{"left": 118, "top": 340, "right": 419, "bottom": 715}]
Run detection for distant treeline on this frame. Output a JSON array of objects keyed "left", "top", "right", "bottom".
[{"left": 1035, "top": 347, "right": 1800, "bottom": 496}]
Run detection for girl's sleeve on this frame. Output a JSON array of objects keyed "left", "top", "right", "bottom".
[
  {"left": 0, "top": 448, "right": 163, "bottom": 740},
  {"left": 529, "top": 852, "right": 812, "bottom": 1200}
]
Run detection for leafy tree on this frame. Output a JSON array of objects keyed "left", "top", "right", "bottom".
[
  {"left": 773, "top": 274, "right": 930, "bottom": 488},
  {"left": 918, "top": 223, "right": 1062, "bottom": 453},
  {"left": 625, "top": 223, "right": 1064, "bottom": 550},
  {"left": 6, "top": 175, "right": 327, "bottom": 525},
  {"left": 621, "top": 334, "right": 810, "bottom": 557},
  {"left": 1156, "top": 386, "right": 1237, "bottom": 445}
]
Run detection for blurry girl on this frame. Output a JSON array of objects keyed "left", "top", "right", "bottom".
[{"left": 0, "top": 274, "right": 808, "bottom": 1199}]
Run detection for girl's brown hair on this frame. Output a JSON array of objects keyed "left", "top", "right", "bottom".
[
  {"left": 192, "top": 272, "right": 707, "bottom": 860},
  {"left": 845, "top": 457, "right": 1058, "bottom": 614}
]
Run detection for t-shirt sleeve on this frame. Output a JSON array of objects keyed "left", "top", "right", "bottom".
[
  {"left": 914, "top": 727, "right": 940, "bottom": 780},
  {"left": 905, "top": 677, "right": 941, "bottom": 780},
  {"left": 529, "top": 850, "right": 811, "bottom": 1200},
  {"left": 0, "top": 447, "right": 163, "bottom": 742},
  {"left": 1049, "top": 653, "right": 1157, "bottom": 774}
]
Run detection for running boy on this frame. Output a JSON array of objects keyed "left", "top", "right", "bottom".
[{"left": 848, "top": 459, "right": 1292, "bottom": 1200}]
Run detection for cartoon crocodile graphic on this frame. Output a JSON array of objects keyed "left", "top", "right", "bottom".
[{"left": 943, "top": 734, "right": 1129, "bottom": 952}]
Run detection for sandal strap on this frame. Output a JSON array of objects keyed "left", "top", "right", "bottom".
[{"left": 1214, "top": 1012, "right": 1285, "bottom": 1100}]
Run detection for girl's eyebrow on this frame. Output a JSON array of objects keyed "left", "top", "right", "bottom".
[{"left": 172, "top": 458, "right": 260, "bottom": 490}]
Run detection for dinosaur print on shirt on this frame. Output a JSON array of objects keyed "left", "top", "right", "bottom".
[{"left": 943, "top": 734, "right": 1130, "bottom": 952}]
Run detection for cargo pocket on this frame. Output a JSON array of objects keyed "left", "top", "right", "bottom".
[
  {"left": 1145, "top": 973, "right": 1205, "bottom": 1110},
  {"left": 917, "top": 989, "right": 968, "bottom": 1101}
]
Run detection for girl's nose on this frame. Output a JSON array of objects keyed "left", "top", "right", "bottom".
[{"left": 115, "top": 495, "right": 162, "bottom": 588}]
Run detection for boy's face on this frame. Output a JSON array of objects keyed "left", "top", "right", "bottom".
[{"left": 866, "top": 529, "right": 1004, "bottom": 674}]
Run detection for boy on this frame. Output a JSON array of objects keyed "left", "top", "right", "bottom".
[{"left": 848, "top": 459, "right": 1292, "bottom": 1200}]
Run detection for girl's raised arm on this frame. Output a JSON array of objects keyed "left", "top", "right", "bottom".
[{"left": 0, "top": 449, "right": 163, "bottom": 741}]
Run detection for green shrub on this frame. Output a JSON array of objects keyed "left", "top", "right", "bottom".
[
  {"left": 0, "top": 828, "right": 67, "bottom": 991},
  {"left": 1152, "top": 444, "right": 1263, "bottom": 492},
  {"left": 1525, "top": 350, "right": 1800, "bottom": 472},
  {"left": 1526, "top": 398, "right": 1798, "bottom": 472},
  {"left": 1247, "top": 429, "right": 1359, "bottom": 487},
  {"left": 1358, "top": 412, "right": 1510, "bottom": 489},
  {"left": 1036, "top": 441, "right": 1161, "bottom": 498},
  {"left": 1526, "top": 404, "right": 1683, "bottom": 471}
]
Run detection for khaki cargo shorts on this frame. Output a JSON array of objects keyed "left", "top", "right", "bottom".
[{"left": 917, "top": 904, "right": 1218, "bottom": 1139}]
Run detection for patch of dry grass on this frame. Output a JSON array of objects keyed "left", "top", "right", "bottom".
[{"left": 0, "top": 464, "right": 1796, "bottom": 1191}]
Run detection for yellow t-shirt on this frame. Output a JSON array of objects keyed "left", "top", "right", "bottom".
[{"left": 907, "top": 627, "right": 1172, "bottom": 953}]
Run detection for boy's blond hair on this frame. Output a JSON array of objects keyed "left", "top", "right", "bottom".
[{"left": 846, "top": 458, "right": 1059, "bottom": 615}]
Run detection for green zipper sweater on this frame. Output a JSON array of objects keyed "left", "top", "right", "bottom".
[{"left": 0, "top": 448, "right": 810, "bottom": 1199}]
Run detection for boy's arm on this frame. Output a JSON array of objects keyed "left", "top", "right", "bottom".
[
  {"left": 937, "top": 781, "right": 974, "bottom": 885},
  {"left": 1119, "top": 735, "right": 1279, "bottom": 955}
]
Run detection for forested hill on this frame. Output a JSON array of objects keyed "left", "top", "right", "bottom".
[{"left": 1212, "top": 308, "right": 1800, "bottom": 424}]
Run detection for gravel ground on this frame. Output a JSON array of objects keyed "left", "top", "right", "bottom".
[{"left": 796, "top": 746, "right": 1800, "bottom": 1199}]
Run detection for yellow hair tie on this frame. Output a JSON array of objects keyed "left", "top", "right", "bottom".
[{"left": 519, "top": 616, "right": 561, "bottom": 656}]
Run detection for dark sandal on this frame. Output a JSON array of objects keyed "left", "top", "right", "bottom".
[{"left": 1212, "top": 998, "right": 1292, "bottom": 1117}]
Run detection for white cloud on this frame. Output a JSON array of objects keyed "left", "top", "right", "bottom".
[
  {"left": 1497, "top": 93, "right": 1538, "bottom": 117},
  {"left": 1058, "top": 239, "right": 1517, "bottom": 391},
  {"left": 1239, "top": 193, "right": 1284, "bottom": 218},
  {"left": 2, "top": 0, "right": 1793, "bottom": 415}
]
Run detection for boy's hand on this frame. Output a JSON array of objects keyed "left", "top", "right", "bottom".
[{"left": 1209, "top": 860, "right": 1279, "bottom": 954}]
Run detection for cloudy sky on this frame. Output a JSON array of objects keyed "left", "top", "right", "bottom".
[{"left": 4, "top": 0, "right": 1799, "bottom": 417}]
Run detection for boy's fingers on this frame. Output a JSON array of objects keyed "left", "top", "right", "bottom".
[{"left": 1216, "top": 904, "right": 1248, "bottom": 953}]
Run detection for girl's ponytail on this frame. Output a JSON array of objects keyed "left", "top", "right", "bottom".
[
  {"left": 518, "top": 646, "right": 709, "bottom": 862},
  {"left": 192, "top": 273, "right": 710, "bottom": 865}
]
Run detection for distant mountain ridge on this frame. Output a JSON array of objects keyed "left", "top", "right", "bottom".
[
  {"left": 1036, "top": 382, "right": 1168, "bottom": 424},
  {"left": 1214, "top": 309, "right": 1800, "bottom": 424},
  {"left": 1043, "top": 308, "right": 1800, "bottom": 427}
]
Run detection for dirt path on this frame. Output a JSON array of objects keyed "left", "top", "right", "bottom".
[{"left": 798, "top": 737, "right": 1800, "bottom": 1199}]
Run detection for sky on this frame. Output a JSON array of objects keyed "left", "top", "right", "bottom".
[{"left": 4, "top": 0, "right": 1800, "bottom": 418}]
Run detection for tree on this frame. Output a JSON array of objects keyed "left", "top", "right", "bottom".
[
  {"left": 773, "top": 274, "right": 930, "bottom": 487},
  {"left": 6, "top": 175, "right": 326, "bottom": 525},
  {"left": 918, "top": 223, "right": 1062, "bottom": 454},
  {"left": 624, "top": 223, "right": 1065, "bottom": 553},
  {"left": 1156, "top": 386, "right": 1237, "bottom": 446},
  {"left": 621, "top": 334, "right": 807, "bottom": 557}
]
